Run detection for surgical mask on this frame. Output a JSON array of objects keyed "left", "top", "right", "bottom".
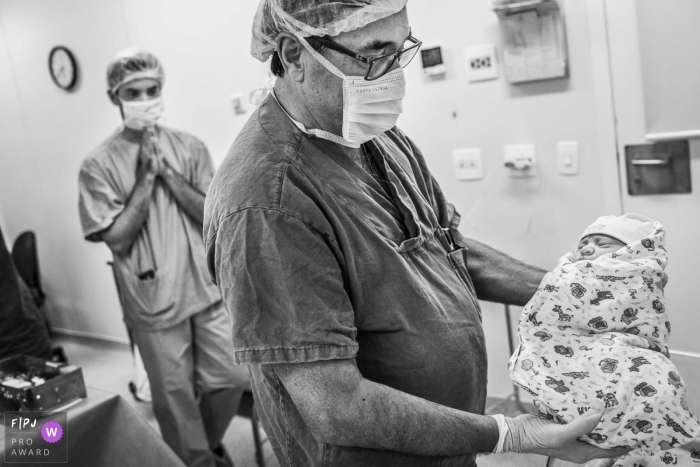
[
  {"left": 297, "top": 35, "right": 406, "bottom": 148},
  {"left": 121, "top": 97, "right": 165, "bottom": 130}
]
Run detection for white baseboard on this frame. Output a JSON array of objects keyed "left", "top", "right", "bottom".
[
  {"left": 669, "top": 349, "right": 700, "bottom": 359},
  {"left": 51, "top": 327, "right": 129, "bottom": 346}
]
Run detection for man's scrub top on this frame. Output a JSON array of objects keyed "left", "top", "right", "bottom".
[
  {"left": 79, "top": 126, "right": 222, "bottom": 331},
  {"left": 204, "top": 96, "right": 487, "bottom": 467}
]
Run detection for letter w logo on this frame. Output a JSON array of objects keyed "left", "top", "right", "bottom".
[{"left": 46, "top": 428, "right": 58, "bottom": 437}]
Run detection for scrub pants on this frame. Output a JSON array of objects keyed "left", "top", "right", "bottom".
[{"left": 132, "top": 302, "right": 249, "bottom": 467}]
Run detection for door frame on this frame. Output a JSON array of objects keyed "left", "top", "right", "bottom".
[
  {"left": 586, "top": 0, "right": 624, "bottom": 216},
  {"left": 588, "top": 0, "right": 700, "bottom": 360}
]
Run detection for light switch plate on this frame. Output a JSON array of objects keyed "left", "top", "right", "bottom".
[
  {"left": 453, "top": 148, "right": 484, "bottom": 181},
  {"left": 464, "top": 44, "right": 498, "bottom": 82},
  {"left": 557, "top": 141, "right": 579, "bottom": 175}
]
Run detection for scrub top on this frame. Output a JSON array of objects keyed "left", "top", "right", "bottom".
[
  {"left": 204, "top": 96, "right": 487, "bottom": 466},
  {"left": 79, "top": 126, "right": 222, "bottom": 331}
]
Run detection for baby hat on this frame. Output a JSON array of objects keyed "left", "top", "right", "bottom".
[{"left": 579, "top": 213, "right": 655, "bottom": 245}]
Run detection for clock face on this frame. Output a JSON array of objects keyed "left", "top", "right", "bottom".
[{"left": 49, "top": 46, "right": 77, "bottom": 90}]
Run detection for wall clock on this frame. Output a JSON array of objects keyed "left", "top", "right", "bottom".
[{"left": 49, "top": 46, "right": 78, "bottom": 91}]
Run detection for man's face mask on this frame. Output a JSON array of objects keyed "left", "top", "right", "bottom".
[
  {"left": 297, "top": 35, "right": 406, "bottom": 148},
  {"left": 120, "top": 97, "right": 165, "bottom": 130}
]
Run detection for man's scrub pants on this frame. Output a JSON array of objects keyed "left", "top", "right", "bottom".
[{"left": 132, "top": 302, "right": 249, "bottom": 467}]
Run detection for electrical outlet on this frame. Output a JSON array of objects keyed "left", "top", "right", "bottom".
[
  {"left": 464, "top": 44, "right": 498, "bottom": 82},
  {"left": 453, "top": 148, "right": 484, "bottom": 181}
]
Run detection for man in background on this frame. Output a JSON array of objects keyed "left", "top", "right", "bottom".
[{"left": 78, "top": 48, "right": 247, "bottom": 467}]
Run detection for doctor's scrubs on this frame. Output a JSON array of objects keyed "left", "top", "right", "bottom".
[
  {"left": 78, "top": 126, "right": 247, "bottom": 467},
  {"left": 205, "top": 96, "right": 487, "bottom": 467}
]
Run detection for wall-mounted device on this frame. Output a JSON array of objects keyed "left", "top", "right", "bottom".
[
  {"left": 625, "top": 140, "right": 691, "bottom": 195},
  {"left": 420, "top": 45, "right": 446, "bottom": 77},
  {"left": 491, "top": 0, "right": 568, "bottom": 84},
  {"left": 504, "top": 144, "right": 537, "bottom": 178},
  {"left": 49, "top": 46, "right": 78, "bottom": 91}
]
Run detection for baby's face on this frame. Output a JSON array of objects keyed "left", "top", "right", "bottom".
[{"left": 573, "top": 234, "right": 626, "bottom": 262}]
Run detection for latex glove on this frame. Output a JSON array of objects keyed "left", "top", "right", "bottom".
[
  {"left": 500, "top": 402, "right": 631, "bottom": 464},
  {"left": 586, "top": 459, "right": 619, "bottom": 467},
  {"left": 547, "top": 457, "right": 621, "bottom": 467}
]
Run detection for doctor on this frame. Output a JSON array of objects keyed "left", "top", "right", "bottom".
[
  {"left": 204, "top": 1, "right": 629, "bottom": 466},
  {"left": 79, "top": 48, "right": 247, "bottom": 467}
]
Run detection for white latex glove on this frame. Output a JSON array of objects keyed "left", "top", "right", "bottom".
[
  {"left": 497, "top": 401, "right": 632, "bottom": 464},
  {"left": 547, "top": 457, "right": 621, "bottom": 467}
]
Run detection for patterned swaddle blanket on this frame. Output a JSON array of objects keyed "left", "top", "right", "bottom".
[{"left": 509, "top": 221, "right": 700, "bottom": 460}]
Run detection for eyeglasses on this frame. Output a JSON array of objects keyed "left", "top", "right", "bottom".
[{"left": 308, "top": 34, "right": 422, "bottom": 81}]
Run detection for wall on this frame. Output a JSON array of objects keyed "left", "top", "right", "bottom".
[
  {"left": 0, "top": 0, "right": 266, "bottom": 343},
  {"left": 0, "top": 0, "right": 619, "bottom": 397},
  {"left": 400, "top": 0, "right": 617, "bottom": 397},
  {"left": 636, "top": 0, "right": 700, "bottom": 136},
  {"left": 0, "top": 204, "right": 6, "bottom": 240}
]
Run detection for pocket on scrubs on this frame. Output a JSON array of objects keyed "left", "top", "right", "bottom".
[
  {"left": 397, "top": 235, "right": 426, "bottom": 253},
  {"left": 127, "top": 272, "right": 175, "bottom": 315},
  {"left": 448, "top": 248, "right": 482, "bottom": 321}
]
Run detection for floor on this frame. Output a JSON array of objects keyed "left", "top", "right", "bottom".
[
  {"left": 53, "top": 334, "right": 555, "bottom": 467},
  {"left": 52, "top": 334, "right": 280, "bottom": 467}
]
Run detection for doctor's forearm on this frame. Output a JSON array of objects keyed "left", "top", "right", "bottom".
[
  {"left": 272, "top": 358, "right": 499, "bottom": 457},
  {"left": 102, "top": 172, "right": 156, "bottom": 257},
  {"left": 161, "top": 167, "right": 205, "bottom": 226},
  {"left": 457, "top": 235, "right": 546, "bottom": 306}
]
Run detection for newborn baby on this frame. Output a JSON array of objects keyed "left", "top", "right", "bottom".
[{"left": 509, "top": 213, "right": 700, "bottom": 466}]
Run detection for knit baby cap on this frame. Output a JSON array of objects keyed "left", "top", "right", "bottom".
[{"left": 579, "top": 213, "right": 655, "bottom": 245}]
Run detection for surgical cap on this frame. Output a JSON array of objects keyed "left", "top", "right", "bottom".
[
  {"left": 106, "top": 48, "right": 165, "bottom": 93},
  {"left": 251, "top": 0, "right": 409, "bottom": 62}
]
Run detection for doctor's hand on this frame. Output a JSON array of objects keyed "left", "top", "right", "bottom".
[
  {"left": 136, "top": 126, "right": 162, "bottom": 179},
  {"left": 502, "top": 402, "right": 632, "bottom": 464}
]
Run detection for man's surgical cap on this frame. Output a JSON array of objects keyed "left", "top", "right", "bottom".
[
  {"left": 106, "top": 48, "right": 165, "bottom": 94},
  {"left": 251, "top": 0, "right": 409, "bottom": 62}
]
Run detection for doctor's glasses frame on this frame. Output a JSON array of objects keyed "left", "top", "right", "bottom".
[{"left": 307, "top": 34, "right": 422, "bottom": 81}]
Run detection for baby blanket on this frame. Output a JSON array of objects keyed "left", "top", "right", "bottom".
[{"left": 509, "top": 222, "right": 700, "bottom": 460}]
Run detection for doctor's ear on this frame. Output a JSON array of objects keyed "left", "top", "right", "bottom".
[
  {"left": 107, "top": 90, "right": 120, "bottom": 106},
  {"left": 277, "top": 33, "right": 305, "bottom": 82}
]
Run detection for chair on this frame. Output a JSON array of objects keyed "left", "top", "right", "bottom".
[
  {"left": 8, "top": 230, "right": 66, "bottom": 363},
  {"left": 12, "top": 231, "right": 46, "bottom": 309},
  {"left": 236, "top": 387, "right": 267, "bottom": 467}
]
